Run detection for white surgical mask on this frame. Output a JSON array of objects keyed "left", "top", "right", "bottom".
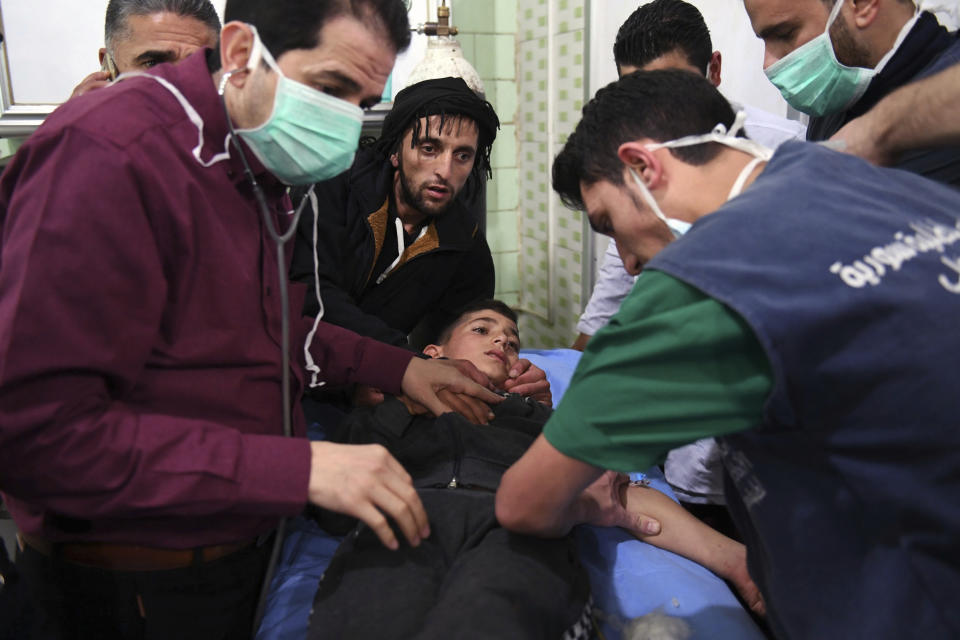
[
  {"left": 233, "top": 26, "right": 364, "bottom": 185},
  {"left": 629, "top": 110, "right": 772, "bottom": 238}
]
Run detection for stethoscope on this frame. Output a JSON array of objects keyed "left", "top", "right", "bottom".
[
  {"left": 217, "top": 68, "right": 314, "bottom": 440},
  {"left": 218, "top": 67, "right": 314, "bottom": 634},
  {"left": 115, "top": 63, "right": 325, "bottom": 636}
]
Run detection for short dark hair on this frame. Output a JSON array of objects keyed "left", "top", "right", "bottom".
[
  {"left": 552, "top": 69, "right": 740, "bottom": 211},
  {"left": 223, "top": 0, "right": 410, "bottom": 63},
  {"left": 613, "top": 0, "right": 712, "bottom": 75},
  {"left": 435, "top": 299, "right": 519, "bottom": 346},
  {"left": 105, "top": 0, "right": 221, "bottom": 52}
]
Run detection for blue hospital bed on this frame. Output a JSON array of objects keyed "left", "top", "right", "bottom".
[{"left": 257, "top": 349, "right": 764, "bottom": 639}]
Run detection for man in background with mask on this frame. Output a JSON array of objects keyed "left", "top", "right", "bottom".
[
  {"left": 744, "top": 0, "right": 960, "bottom": 186},
  {"left": 496, "top": 69, "right": 960, "bottom": 639},
  {"left": 0, "top": 0, "right": 504, "bottom": 637},
  {"left": 290, "top": 77, "right": 551, "bottom": 419},
  {"left": 70, "top": 0, "right": 221, "bottom": 99}
]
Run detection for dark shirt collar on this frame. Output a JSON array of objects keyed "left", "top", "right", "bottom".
[
  {"left": 851, "top": 11, "right": 954, "bottom": 119},
  {"left": 808, "top": 12, "right": 955, "bottom": 140}
]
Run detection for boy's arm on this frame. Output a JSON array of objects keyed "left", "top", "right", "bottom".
[
  {"left": 497, "top": 436, "right": 764, "bottom": 615},
  {"left": 497, "top": 435, "right": 661, "bottom": 537},
  {"left": 572, "top": 470, "right": 764, "bottom": 616},
  {"left": 622, "top": 484, "right": 765, "bottom": 616}
]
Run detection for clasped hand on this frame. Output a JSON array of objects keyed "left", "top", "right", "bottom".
[{"left": 577, "top": 471, "right": 662, "bottom": 536}]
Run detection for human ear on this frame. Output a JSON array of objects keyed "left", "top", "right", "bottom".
[
  {"left": 390, "top": 152, "right": 400, "bottom": 168},
  {"left": 849, "top": 0, "right": 880, "bottom": 30},
  {"left": 218, "top": 22, "right": 256, "bottom": 87},
  {"left": 707, "top": 51, "right": 722, "bottom": 87},
  {"left": 617, "top": 141, "right": 664, "bottom": 191},
  {"left": 422, "top": 344, "right": 443, "bottom": 358},
  {"left": 98, "top": 48, "right": 107, "bottom": 66}
]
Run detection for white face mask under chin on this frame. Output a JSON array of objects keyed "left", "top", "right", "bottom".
[
  {"left": 628, "top": 110, "right": 771, "bottom": 239},
  {"left": 628, "top": 167, "right": 689, "bottom": 239}
]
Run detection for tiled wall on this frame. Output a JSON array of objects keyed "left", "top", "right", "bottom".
[
  {"left": 516, "top": 0, "right": 589, "bottom": 348},
  {"left": 450, "top": 0, "right": 521, "bottom": 309},
  {"left": 0, "top": 139, "right": 23, "bottom": 158},
  {"left": 453, "top": 0, "right": 590, "bottom": 349}
]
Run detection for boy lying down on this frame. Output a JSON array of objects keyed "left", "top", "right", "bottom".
[{"left": 307, "top": 300, "right": 762, "bottom": 639}]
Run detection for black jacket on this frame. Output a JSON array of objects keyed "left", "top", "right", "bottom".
[
  {"left": 807, "top": 12, "right": 960, "bottom": 188},
  {"left": 307, "top": 395, "right": 591, "bottom": 640},
  {"left": 290, "top": 147, "right": 495, "bottom": 348},
  {"left": 313, "top": 394, "right": 550, "bottom": 536},
  {"left": 336, "top": 394, "right": 549, "bottom": 491}
]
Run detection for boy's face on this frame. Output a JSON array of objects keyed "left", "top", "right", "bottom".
[{"left": 425, "top": 310, "right": 520, "bottom": 388}]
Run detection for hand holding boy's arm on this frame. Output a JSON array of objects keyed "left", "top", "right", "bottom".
[
  {"left": 498, "top": 436, "right": 765, "bottom": 615},
  {"left": 497, "top": 435, "right": 660, "bottom": 537},
  {"left": 574, "top": 471, "right": 661, "bottom": 535}
]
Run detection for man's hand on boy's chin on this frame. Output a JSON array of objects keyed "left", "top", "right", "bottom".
[
  {"left": 398, "top": 358, "right": 501, "bottom": 424},
  {"left": 502, "top": 360, "right": 552, "bottom": 407},
  {"left": 399, "top": 388, "right": 496, "bottom": 425},
  {"left": 356, "top": 385, "right": 493, "bottom": 425}
]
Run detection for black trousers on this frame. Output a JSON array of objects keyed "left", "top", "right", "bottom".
[
  {"left": 1, "top": 542, "right": 37, "bottom": 640},
  {"left": 681, "top": 502, "right": 742, "bottom": 542},
  {"left": 14, "top": 538, "right": 271, "bottom": 640},
  {"left": 309, "top": 489, "right": 591, "bottom": 640}
]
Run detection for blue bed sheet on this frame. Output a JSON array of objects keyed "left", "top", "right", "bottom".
[
  {"left": 256, "top": 517, "right": 341, "bottom": 639},
  {"left": 519, "top": 348, "right": 583, "bottom": 404},
  {"left": 257, "top": 349, "right": 763, "bottom": 639}
]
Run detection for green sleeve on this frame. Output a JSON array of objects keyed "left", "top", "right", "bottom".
[{"left": 544, "top": 270, "right": 773, "bottom": 472}]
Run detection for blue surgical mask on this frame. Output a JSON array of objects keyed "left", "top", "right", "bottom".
[
  {"left": 765, "top": 0, "right": 918, "bottom": 117},
  {"left": 630, "top": 111, "right": 772, "bottom": 239},
  {"left": 234, "top": 26, "right": 363, "bottom": 185}
]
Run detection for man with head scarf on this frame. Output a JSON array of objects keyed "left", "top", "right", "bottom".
[{"left": 291, "top": 77, "right": 551, "bottom": 411}]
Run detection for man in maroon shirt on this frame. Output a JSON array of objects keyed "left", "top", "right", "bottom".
[{"left": 0, "top": 0, "right": 503, "bottom": 637}]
